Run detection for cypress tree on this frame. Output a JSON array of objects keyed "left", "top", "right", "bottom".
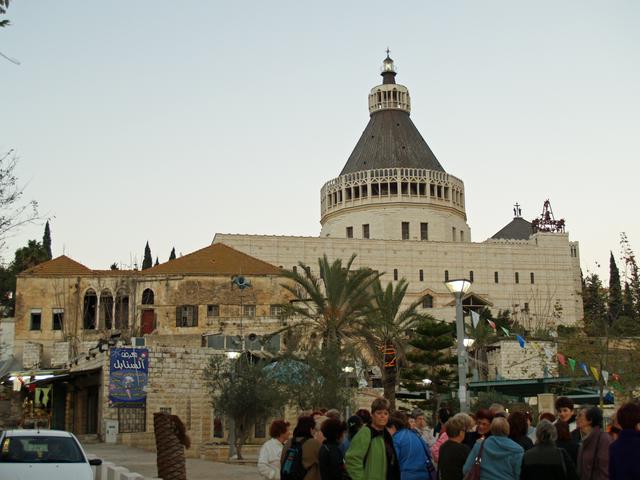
[
  {"left": 169, "top": 247, "right": 176, "bottom": 261},
  {"left": 142, "top": 241, "right": 153, "bottom": 270},
  {"left": 608, "top": 252, "right": 623, "bottom": 326},
  {"left": 42, "top": 221, "right": 52, "bottom": 260},
  {"left": 154, "top": 256, "right": 159, "bottom": 266}
]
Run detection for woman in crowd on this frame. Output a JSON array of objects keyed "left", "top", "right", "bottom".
[
  {"left": 609, "top": 402, "right": 640, "bottom": 480},
  {"left": 462, "top": 417, "right": 524, "bottom": 480},
  {"left": 555, "top": 420, "right": 579, "bottom": 465},
  {"left": 521, "top": 419, "right": 578, "bottom": 480},
  {"left": 462, "top": 408, "right": 493, "bottom": 449},
  {"left": 340, "top": 414, "right": 363, "bottom": 454},
  {"left": 437, "top": 415, "right": 471, "bottom": 480},
  {"left": 258, "top": 420, "right": 291, "bottom": 480},
  {"left": 576, "top": 406, "right": 612, "bottom": 480},
  {"left": 388, "top": 411, "right": 434, "bottom": 480},
  {"left": 281, "top": 415, "right": 322, "bottom": 480},
  {"left": 318, "top": 418, "right": 349, "bottom": 480},
  {"left": 508, "top": 411, "right": 533, "bottom": 451}
]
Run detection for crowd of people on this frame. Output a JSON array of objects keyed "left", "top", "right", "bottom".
[{"left": 257, "top": 397, "right": 640, "bottom": 480}]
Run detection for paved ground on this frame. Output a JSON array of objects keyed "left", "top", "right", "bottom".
[{"left": 83, "top": 442, "right": 261, "bottom": 480}]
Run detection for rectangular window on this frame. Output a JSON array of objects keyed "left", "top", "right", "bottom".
[
  {"left": 419, "top": 269, "right": 424, "bottom": 281},
  {"left": 445, "top": 270, "right": 449, "bottom": 282},
  {"left": 52, "top": 308, "right": 64, "bottom": 331},
  {"left": 469, "top": 271, "right": 474, "bottom": 282},
  {"left": 206, "top": 335, "right": 225, "bottom": 349},
  {"left": 494, "top": 272, "right": 499, "bottom": 284},
  {"left": 346, "top": 226, "right": 353, "bottom": 238},
  {"left": 176, "top": 305, "right": 198, "bottom": 327},
  {"left": 460, "top": 230, "right": 464, "bottom": 242},
  {"left": 530, "top": 272, "right": 535, "bottom": 284},
  {"left": 362, "top": 224, "right": 370, "bottom": 239},
  {"left": 515, "top": 272, "right": 520, "bottom": 284},
  {"left": 255, "top": 418, "right": 267, "bottom": 439},
  {"left": 420, "top": 222, "right": 428, "bottom": 241},
  {"left": 401, "top": 222, "right": 410, "bottom": 240},
  {"left": 393, "top": 269, "right": 398, "bottom": 281},
  {"left": 213, "top": 411, "right": 224, "bottom": 438},
  {"left": 30, "top": 309, "right": 42, "bottom": 331},
  {"left": 243, "top": 304, "right": 256, "bottom": 317},
  {"left": 207, "top": 304, "right": 220, "bottom": 317},
  {"left": 270, "top": 305, "right": 285, "bottom": 316},
  {"left": 422, "top": 295, "right": 433, "bottom": 309},
  {"left": 452, "top": 227, "right": 456, "bottom": 241}
]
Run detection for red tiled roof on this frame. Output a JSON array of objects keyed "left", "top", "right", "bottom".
[
  {"left": 19, "top": 255, "right": 92, "bottom": 276},
  {"left": 142, "top": 243, "right": 281, "bottom": 276}
]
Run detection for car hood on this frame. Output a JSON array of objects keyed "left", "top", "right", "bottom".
[{"left": 1, "top": 462, "right": 94, "bottom": 480}]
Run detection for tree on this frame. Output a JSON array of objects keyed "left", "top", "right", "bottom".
[
  {"left": 280, "top": 254, "right": 380, "bottom": 349},
  {"left": 42, "top": 220, "right": 52, "bottom": 260},
  {"left": 110, "top": 262, "right": 119, "bottom": 271},
  {"left": 0, "top": 0, "right": 10, "bottom": 28},
  {"left": 169, "top": 247, "right": 176, "bottom": 261},
  {"left": 357, "top": 279, "right": 425, "bottom": 409},
  {"left": 608, "top": 252, "right": 623, "bottom": 326},
  {"left": 403, "top": 317, "right": 457, "bottom": 416},
  {"left": 206, "top": 354, "right": 286, "bottom": 459},
  {"left": 142, "top": 241, "right": 152, "bottom": 270},
  {"left": 154, "top": 256, "right": 159, "bottom": 267},
  {"left": 583, "top": 273, "right": 608, "bottom": 335},
  {"left": 0, "top": 239, "right": 48, "bottom": 315},
  {"left": 0, "top": 151, "right": 39, "bottom": 253}
]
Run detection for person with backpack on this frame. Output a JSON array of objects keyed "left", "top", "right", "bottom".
[
  {"left": 281, "top": 415, "right": 322, "bottom": 480},
  {"left": 319, "top": 417, "right": 349, "bottom": 480},
  {"left": 388, "top": 411, "right": 435, "bottom": 480},
  {"left": 345, "top": 397, "right": 400, "bottom": 480}
]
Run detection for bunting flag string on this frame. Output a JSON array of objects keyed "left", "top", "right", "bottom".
[
  {"left": 500, "top": 326, "right": 510, "bottom": 336},
  {"left": 579, "top": 362, "right": 589, "bottom": 376},
  {"left": 471, "top": 310, "right": 480, "bottom": 328},
  {"left": 568, "top": 358, "right": 576, "bottom": 372},
  {"left": 590, "top": 366, "right": 600, "bottom": 381},
  {"left": 516, "top": 335, "right": 526, "bottom": 349},
  {"left": 557, "top": 353, "right": 567, "bottom": 366},
  {"left": 602, "top": 370, "right": 609, "bottom": 385},
  {"left": 487, "top": 319, "right": 496, "bottom": 330}
]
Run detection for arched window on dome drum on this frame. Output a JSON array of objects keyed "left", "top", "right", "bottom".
[
  {"left": 422, "top": 295, "right": 433, "bottom": 309},
  {"left": 142, "top": 288, "right": 155, "bottom": 305},
  {"left": 444, "top": 270, "right": 449, "bottom": 282},
  {"left": 83, "top": 289, "right": 97, "bottom": 329}
]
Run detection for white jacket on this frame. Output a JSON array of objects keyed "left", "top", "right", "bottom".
[{"left": 258, "top": 437, "right": 284, "bottom": 480}]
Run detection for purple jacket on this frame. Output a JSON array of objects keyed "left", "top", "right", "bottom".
[{"left": 609, "top": 429, "right": 640, "bottom": 480}]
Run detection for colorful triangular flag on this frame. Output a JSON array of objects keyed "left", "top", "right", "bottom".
[
  {"left": 602, "top": 370, "right": 609, "bottom": 385},
  {"left": 580, "top": 362, "right": 589, "bottom": 376},
  {"left": 543, "top": 345, "right": 554, "bottom": 361},
  {"left": 516, "top": 335, "right": 526, "bottom": 349},
  {"left": 471, "top": 310, "right": 480, "bottom": 328},
  {"left": 501, "top": 326, "right": 510, "bottom": 336},
  {"left": 487, "top": 319, "right": 496, "bottom": 330},
  {"left": 557, "top": 353, "right": 567, "bottom": 366},
  {"left": 568, "top": 358, "right": 576, "bottom": 372},
  {"left": 590, "top": 366, "right": 600, "bottom": 381}
]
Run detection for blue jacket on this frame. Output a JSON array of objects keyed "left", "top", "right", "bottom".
[
  {"left": 392, "top": 428, "right": 434, "bottom": 480},
  {"left": 609, "top": 429, "right": 640, "bottom": 480},
  {"left": 462, "top": 436, "right": 523, "bottom": 480}
]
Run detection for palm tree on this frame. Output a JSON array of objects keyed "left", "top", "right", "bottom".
[
  {"left": 358, "top": 278, "right": 426, "bottom": 410},
  {"left": 280, "top": 254, "right": 381, "bottom": 349}
]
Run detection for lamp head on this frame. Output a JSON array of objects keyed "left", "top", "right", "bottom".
[{"left": 445, "top": 278, "right": 472, "bottom": 294}]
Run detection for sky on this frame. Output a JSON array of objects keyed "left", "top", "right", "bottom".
[{"left": 1, "top": 1, "right": 639, "bottom": 281}]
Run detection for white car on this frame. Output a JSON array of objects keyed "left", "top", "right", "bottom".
[{"left": 0, "top": 429, "right": 102, "bottom": 480}]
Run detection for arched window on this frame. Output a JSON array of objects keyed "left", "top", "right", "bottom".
[
  {"left": 422, "top": 295, "right": 433, "bottom": 309},
  {"left": 99, "top": 289, "right": 114, "bottom": 330},
  {"left": 83, "top": 289, "right": 97, "bottom": 329},
  {"left": 115, "top": 288, "right": 129, "bottom": 330},
  {"left": 142, "top": 288, "right": 155, "bottom": 305}
]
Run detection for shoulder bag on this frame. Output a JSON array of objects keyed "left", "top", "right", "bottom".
[{"left": 463, "top": 439, "right": 486, "bottom": 480}]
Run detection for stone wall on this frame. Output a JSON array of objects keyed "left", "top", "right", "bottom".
[
  {"left": 486, "top": 340, "right": 557, "bottom": 380},
  {"left": 22, "top": 342, "right": 43, "bottom": 369},
  {"left": 51, "top": 341, "right": 70, "bottom": 367}
]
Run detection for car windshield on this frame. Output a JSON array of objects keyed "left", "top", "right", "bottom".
[{"left": 0, "top": 435, "right": 85, "bottom": 463}]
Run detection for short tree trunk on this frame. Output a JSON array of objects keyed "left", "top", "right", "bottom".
[{"left": 154, "top": 412, "right": 187, "bottom": 480}]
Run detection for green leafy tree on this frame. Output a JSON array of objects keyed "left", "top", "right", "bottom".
[
  {"left": 358, "top": 279, "right": 425, "bottom": 409},
  {"left": 42, "top": 220, "right": 52, "bottom": 260},
  {"left": 0, "top": 239, "right": 48, "bottom": 315},
  {"left": 0, "top": 0, "right": 10, "bottom": 28},
  {"left": 142, "top": 241, "right": 152, "bottom": 270},
  {"left": 169, "top": 247, "right": 176, "bottom": 261},
  {"left": 608, "top": 252, "right": 623, "bottom": 326},
  {"left": 205, "top": 355, "right": 286, "bottom": 459},
  {"left": 583, "top": 273, "right": 608, "bottom": 335},
  {"left": 403, "top": 317, "right": 457, "bottom": 416}
]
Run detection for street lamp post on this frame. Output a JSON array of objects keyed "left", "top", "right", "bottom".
[
  {"left": 226, "top": 351, "right": 241, "bottom": 459},
  {"left": 444, "top": 278, "right": 472, "bottom": 413}
]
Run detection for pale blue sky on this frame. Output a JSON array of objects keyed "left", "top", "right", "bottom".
[{"left": 2, "top": 1, "right": 639, "bottom": 279}]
